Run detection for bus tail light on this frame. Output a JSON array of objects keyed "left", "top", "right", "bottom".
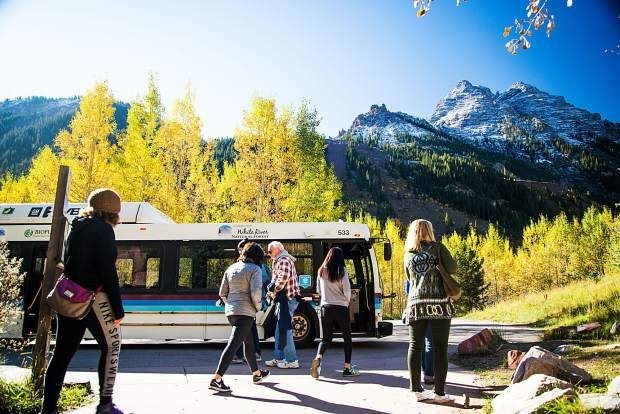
[{"left": 312, "top": 294, "right": 320, "bottom": 305}]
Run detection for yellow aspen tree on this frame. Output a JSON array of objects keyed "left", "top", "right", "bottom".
[
  {"left": 0, "top": 173, "right": 28, "bottom": 202},
  {"left": 114, "top": 75, "right": 166, "bottom": 203},
  {"left": 54, "top": 81, "right": 117, "bottom": 201},
  {"left": 479, "top": 224, "right": 515, "bottom": 302},
  {"left": 286, "top": 101, "right": 343, "bottom": 221},
  {"left": 154, "top": 86, "right": 203, "bottom": 222},
  {"left": 231, "top": 97, "right": 297, "bottom": 221},
  {"left": 191, "top": 140, "right": 221, "bottom": 222},
  {"left": 384, "top": 218, "right": 405, "bottom": 318},
  {"left": 24, "top": 146, "right": 61, "bottom": 201}
]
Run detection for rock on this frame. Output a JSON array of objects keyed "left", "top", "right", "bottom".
[
  {"left": 610, "top": 321, "right": 620, "bottom": 335},
  {"left": 576, "top": 322, "right": 602, "bottom": 334},
  {"left": 457, "top": 328, "right": 495, "bottom": 355},
  {"left": 0, "top": 365, "right": 30, "bottom": 383},
  {"left": 507, "top": 349, "right": 525, "bottom": 370},
  {"left": 553, "top": 344, "right": 581, "bottom": 354},
  {"left": 492, "top": 374, "right": 575, "bottom": 414},
  {"left": 608, "top": 375, "right": 620, "bottom": 395},
  {"left": 580, "top": 393, "right": 620, "bottom": 412},
  {"left": 512, "top": 346, "right": 592, "bottom": 385},
  {"left": 605, "top": 343, "right": 620, "bottom": 351}
]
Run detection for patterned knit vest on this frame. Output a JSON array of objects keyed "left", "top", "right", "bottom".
[{"left": 405, "top": 242, "right": 455, "bottom": 322}]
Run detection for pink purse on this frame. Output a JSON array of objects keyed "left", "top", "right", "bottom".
[{"left": 47, "top": 271, "right": 101, "bottom": 320}]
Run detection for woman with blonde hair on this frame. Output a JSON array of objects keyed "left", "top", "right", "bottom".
[{"left": 403, "top": 219, "right": 457, "bottom": 404}]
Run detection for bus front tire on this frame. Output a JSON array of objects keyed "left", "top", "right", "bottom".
[{"left": 292, "top": 309, "right": 316, "bottom": 348}]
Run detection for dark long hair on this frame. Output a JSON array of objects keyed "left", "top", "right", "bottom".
[
  {"left": 239, "top": 242, "right": 264, "bottom": 266},
  {"left": 319, "top": 247, "right": 345, "bottom": 283}
]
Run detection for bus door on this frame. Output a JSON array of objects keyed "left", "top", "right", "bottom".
[
  {"left": 322, "top": 242, "right": 373, "bottom": 335},
  {"left": 21, "top": 244, "right": 48, "bottom": 336}
]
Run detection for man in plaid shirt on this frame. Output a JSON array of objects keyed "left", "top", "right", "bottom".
[{"left": 265, "top": 241, "right": 301, "bottom": 368}]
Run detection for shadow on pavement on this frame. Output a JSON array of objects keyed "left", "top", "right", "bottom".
[{"left": 226, "top": 382, "right": 393, "bottom": 414}]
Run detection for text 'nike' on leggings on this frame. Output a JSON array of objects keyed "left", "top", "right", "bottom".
[
  {"left": 317, "top": 305, "right": 352, "bottom": 364},
  {"left": 42, "top": 292, "right": 122, "bottom": 414}
]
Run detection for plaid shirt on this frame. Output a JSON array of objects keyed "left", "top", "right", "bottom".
[{"left": 271, "top": 255, "right": 300, "bottom": 299}]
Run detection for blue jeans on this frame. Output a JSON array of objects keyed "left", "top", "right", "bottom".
[
  {"left": 422, "top": 324, "right": 434, "bottom": 377},
  {"left": 273, "top": 298, "right": 299, "bottom": 362}
]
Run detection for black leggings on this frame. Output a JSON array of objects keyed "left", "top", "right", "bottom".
[
  {"left": 236, "top": 320, "right": 260, "bottom": 358},
  {"left": 215, "top": 315, "right": 259, "bottom": 376},
  {"left": 408, "top": 318, "right": 451, "bottom": 395},
  {"left": 317, "top": 305, "right": 352, "bottom": 364},
  {"left": 42, "top": 293, "right": 121, "bottom": 414}
]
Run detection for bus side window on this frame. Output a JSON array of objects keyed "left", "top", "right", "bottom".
[
  {"left": 178, "top": 257, "right": 193, "bottom": 288},
  {"left": 116, "top": 244, "right": 161, "bottom": 289}
]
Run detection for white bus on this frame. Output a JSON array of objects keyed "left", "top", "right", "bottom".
[{"left": 0, "top": 202, "right": 393, "bottom": 346}]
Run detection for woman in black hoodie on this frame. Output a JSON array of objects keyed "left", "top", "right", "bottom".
[{"left": 42, "top": 189, "right": 125, "bottom": 414}]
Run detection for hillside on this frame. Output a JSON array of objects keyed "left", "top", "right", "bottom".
[
  {"left": 327, "top": 138, "right": 488, "bottom": 236},
  {"left": 347, "top": 82, "right": 620, "bottom": 204},
  {"left": 0, "top": 97, "right": 129, "bottom": 175}
]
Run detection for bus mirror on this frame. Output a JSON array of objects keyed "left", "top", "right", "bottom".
[{"left": 383, "top": 242, "right": 392, "bottom": 261}]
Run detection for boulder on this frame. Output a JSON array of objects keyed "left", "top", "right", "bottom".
[
  {"left": 507, "top": 349, "right": 525, "bottom": 370},
  {"left": 512, "top": 346, "right": 592, "bottom": 385},
  {"left": 610, "top": 321, "right": 620, "bottom": 335},
  {"left": 580, "top": 393, "right": 620, "bottom": 412},
  {"left": 576, "top": 322, "right": 602, "bottom": 334},
  {"left": 608, "top": 375, "right": 620, "bottom": 396},
  {"left": 492, "top": 374, "right": 575, "bottom": 414},
  {"left": 553, "top": 344, "right": 581, "bottom": 354},
  {"left": 457, "top": 328, "right": 495, "bottom": 355}
]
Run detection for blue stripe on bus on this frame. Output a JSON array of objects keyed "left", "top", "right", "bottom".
[
  {"left": 123, "top": 299, "right": 221, "bottom": 312},
  {"left": 123, "top": 298, "right": 383, "bottom": 312}
]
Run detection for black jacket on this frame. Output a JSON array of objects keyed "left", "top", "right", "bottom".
[{"left": 63, "top": 216, "right": 125, "bottom": 319}]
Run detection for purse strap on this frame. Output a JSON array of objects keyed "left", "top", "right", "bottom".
[{"left": 434, "top": 242, "right": 442, "bottom": 268}]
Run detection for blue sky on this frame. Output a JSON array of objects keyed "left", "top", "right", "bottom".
[{"left": 0, "top": 0, "right": 618, "bottom": 138}]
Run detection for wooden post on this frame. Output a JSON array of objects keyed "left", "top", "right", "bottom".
[{"left": 31, "top": 166, "right": 71, "bottom": 389}]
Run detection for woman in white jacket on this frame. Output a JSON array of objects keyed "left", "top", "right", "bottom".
[{"left": 310, "top": 247, "right": 359, "bottom": 379}]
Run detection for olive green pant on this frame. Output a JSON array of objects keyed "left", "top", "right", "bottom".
[{"left": 408, "top": 318, "right": 451, "bottom": 395}]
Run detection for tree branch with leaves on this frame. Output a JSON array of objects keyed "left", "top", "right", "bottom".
[{"left": 412, "top": 0, "right": 571, "bottom": 54}]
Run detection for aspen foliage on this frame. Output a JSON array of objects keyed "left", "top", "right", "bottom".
[
  {"left": 0, "top": 81, "right": 342, "bottom": 225},
  {"left": 55, "top": 81, "right": 117, "bottom": 201}
]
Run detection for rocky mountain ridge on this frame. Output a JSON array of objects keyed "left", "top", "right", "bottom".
[{"left": 430, "top": 80, "right": 620, "bottom": 150}]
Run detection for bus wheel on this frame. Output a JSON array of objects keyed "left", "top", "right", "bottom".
[{"left": 292, "top": 310, "right": 315, "bottom": 348}]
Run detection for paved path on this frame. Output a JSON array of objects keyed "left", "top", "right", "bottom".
[{"left": 2, "top": 319, "right": 543, "bottom": 413}]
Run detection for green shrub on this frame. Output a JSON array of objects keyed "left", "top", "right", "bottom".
[
  {"left": 537, "top": 396, "right": 605, "bottom": 414},
  {"left": 0, "top": 377, "right": 91, "bottom": 414}
]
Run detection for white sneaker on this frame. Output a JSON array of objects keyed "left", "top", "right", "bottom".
[
  {"left": 413, "top": 390, "right": 434, "bottom": 402},
  {"left": 432, "top": 393, "right": 454, "bottom": 404},
  {"left": 264, "top": 359, "right": 283, "bottom": 367},
  {"left": 277, "top": 360, "right": 300, "bottom": 369}
]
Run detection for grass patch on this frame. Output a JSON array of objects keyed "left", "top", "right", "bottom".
[
  {"left": 465, "top": 271, "right": 620, "bottom": 330},
  {"left": 539, "top": 397, "right": 605, "bottom": 414},
  {"left": 0, "top": 377, "right": 91, "bottom": 414}
]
